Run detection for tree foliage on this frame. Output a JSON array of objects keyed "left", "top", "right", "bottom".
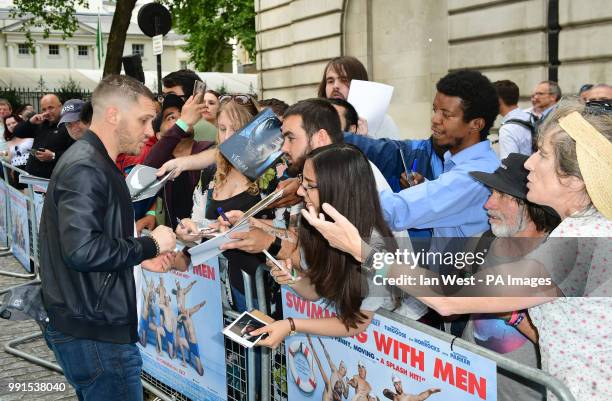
[
  {"left": 164, "top": 0, "right": 256, "bottom": 71},
  {"left": 11, "top": 0, "right": 89, "bottom": 51}
]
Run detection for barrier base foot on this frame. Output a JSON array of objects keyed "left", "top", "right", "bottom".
[
  {"left": 0, "top": 270, "right": 36, "bottom": 279},
  {"left": 4, "top": 332, "right": 63, "bottom": 373}
]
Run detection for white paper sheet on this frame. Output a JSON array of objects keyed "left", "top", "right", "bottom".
[{"left": 347, "top": 79, "right": 394, "bottom": 135}]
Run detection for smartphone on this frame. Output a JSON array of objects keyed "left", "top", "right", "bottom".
[{"left": 192, "top": 81, "right": 207, "bottom": 103}]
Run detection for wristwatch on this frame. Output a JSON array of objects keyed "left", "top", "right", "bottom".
[
  {"left": 267, "top": 237, "right": 282, "bottom": 256},
  {"left": 51, "top": 152, "right": 56, "bottom": 160}
]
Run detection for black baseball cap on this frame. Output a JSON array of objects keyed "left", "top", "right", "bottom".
[
  {"left": 153, "top": 94, "right": 184, "bottom": 132},
  {"left": 470, "top": 153, "right": 529, "bottom": 200},
  {"left": 58, "top": 99, "right": 85, "bottom": 126},
  {"left": 160, "top": 93, "right": 185, "bottom": 113}
]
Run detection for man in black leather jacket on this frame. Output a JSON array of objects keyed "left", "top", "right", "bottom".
[{"left": 39, "top": 75, "right": 177, "bottom": 401}]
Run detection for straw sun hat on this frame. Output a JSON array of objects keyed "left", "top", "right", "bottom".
[{"left": 558, "top": 111, "right": 612, "bottom": 220}]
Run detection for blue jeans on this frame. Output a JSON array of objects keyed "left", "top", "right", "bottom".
[{"left": 44, "top": 324, "right": 143, "bottom": 401}]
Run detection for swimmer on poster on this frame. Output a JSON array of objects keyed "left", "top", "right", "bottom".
[
  {"left": 348, "top": 360, "right": 374, "bottom": 401},
  {"left": 177, "top": 300, "right": 206, "bottom": 376},
  {"left": 306, "top": 335, "right": 349, "bottom": 401},
  {"left": 382, "top": 375, "right": 440, "bottom": 401}
]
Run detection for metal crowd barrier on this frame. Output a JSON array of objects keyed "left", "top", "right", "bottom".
[
  {"left": 0, "top": 166, "right": 578, "bottom": 401},
  {"left": 0, "top": 160, "right": 38, "bottom": 280}
]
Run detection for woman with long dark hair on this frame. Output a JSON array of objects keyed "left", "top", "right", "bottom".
[
  {"left": 251, "top": 143, "right": 399, "bottom": 348},
  {"left": 1, "top": 114, "right": 32, "bottom": 189}
]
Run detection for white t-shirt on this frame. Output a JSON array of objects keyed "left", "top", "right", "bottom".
[{"left": 527, "top": 209, "right": 612, "bottom": 401}]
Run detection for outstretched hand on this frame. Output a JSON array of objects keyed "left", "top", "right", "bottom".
[
  {"left": 142, "top": 252, "right": 176, "bottom": 273},
  {"left": 300, "top": 203, "right": 363, "bottom": 261},
  {"left": 250, "top": 319, "right": 291, "bottom": 349}
]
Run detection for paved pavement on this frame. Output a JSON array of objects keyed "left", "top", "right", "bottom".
[
  {"left": 0, "top": 255, "right": 76, "bottom": 401},
  {"left": 0, "top": 255, "right": 162, "bottom": 401}
]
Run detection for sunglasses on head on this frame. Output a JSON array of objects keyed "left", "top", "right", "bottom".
[
  {"left": 219, "top": 94, "right": 256, "bottom": 106},
  {"left": 585, "top": 99, "right": 612, "bottom": 114}
]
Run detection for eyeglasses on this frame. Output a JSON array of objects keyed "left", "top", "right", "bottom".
[
  {"left": 297, "top": 173, "right": 318, "bottom": 191},
  {"left": 219, "top": 94, "right": 257, "bottom": 107},
  {"left": 531, "top": 92, "right": 552, "bottom": 97}
]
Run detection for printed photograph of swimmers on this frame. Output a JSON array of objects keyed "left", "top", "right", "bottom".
[
  {"left": 138, "top": 275, "right": 207, "bottom": 376},
  {"left": 175, "top": 279, "right": 206, "bottom": 376},
  {"left": 306, "top": 335, "right": 349, "bottom": 401},
  {"left": 383, "top": 375, "right": 440, "bottom": 401}
]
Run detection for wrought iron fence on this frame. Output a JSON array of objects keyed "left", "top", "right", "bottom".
[{"left": 0, "top": 88, "right": 91, "bottom": 113}]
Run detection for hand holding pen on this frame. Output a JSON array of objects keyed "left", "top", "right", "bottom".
[{"left": 400, "top": 159, "right": 424, "bottom": 189}]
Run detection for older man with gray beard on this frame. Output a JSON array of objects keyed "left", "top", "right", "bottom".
[{"left": 463, "top": 153, "right": 560, "bottom": 401}]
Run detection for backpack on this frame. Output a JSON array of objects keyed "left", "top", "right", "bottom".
[{"left": 501, "top": 115, "right": 539, "bottom": 152}]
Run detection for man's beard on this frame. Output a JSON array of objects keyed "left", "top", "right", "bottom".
[
  {"left": 117, "top": 120, "right": 139, "bottom": 155},
  {"left": 285, "top": 147, "right": 310, "bottom": 177},
  {"left": 432, "top": 134, "right": 465, "bottom": 153},
  {"left": 489, "top": 208, "right": 528, "bottom": 237}
]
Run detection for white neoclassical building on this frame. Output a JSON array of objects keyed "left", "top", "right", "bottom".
[{"left": 0, "top": 1, "right": 256, "bottom": 93}]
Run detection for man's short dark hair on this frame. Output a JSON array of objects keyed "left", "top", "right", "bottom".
[
  {"left": 494, "top": 80, "right": 520, "bottom": 106},
  {"left": 80, "top": 101, "right": 93, "bottom": 125},
  {"left": 283, "top": 98, "right": 343, "bottom": 144},
  {"left": 258, "top": 98, "right": 289, "bottom": 117},
  {"left": 92, "top": 75, "right": 155, "bottom": 110},
  {"left": 436, "top": 70, "right": 499, "bottom": 140},
  {"left": 162, "top": 69, "right": 202, "bottom": 98},
  {"left": 317, "top": 56, "right": 369, "bottom": 98},
  {"left": 540, "top": 80, "right": 562, "bottom": 101},
  {"left": 326, "top": 98, "right": 359, "bottom": 131}
]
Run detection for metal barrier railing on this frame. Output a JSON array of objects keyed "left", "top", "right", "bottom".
[
  {"left": 376, "top": 308, "right": 577, "bottom": 401},
  {"left": 0, "top": 160, "right": 38, "bottom": 279},
  {"left": 0, "top": 162, "right": 579, "bottom": 401}
]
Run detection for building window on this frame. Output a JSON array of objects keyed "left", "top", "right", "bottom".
[
  {"left": 18, "top": 43, "right": 29, "bottom": 55},
  {"left": 78, "top": 45, "right": 89, "bottom": 56},
  {"left": 180, "top": 60, "right": 187, "bottom": 70},
  {"left": 49, "top": 44, "right": 59, "bottom": 55},
  {"left": 132, "top": 44, "right": 144, "bottom": 57}
]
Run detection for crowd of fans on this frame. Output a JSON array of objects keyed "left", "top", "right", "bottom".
[{"left": 1, "top": 56, "right": 610, "bottom": 401}]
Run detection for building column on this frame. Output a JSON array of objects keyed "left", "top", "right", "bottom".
[
  {"left": 67, "top": 45, "right": 75, "bottom": 69},
  {"left": 6, "top": 43, "right": 14, "bottom": 68},
  {"left": 34, "top": 44, "right": 42, "bottom": 68},
  {"left": 91, "top": 45, "right": 97, "bottom": 69}
]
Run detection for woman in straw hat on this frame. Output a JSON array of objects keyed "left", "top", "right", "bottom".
[{"left": 300, "top": 98, "right": 611, "bottom": 400}]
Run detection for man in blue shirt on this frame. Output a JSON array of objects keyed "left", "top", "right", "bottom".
[{"left": 379, "top": 70, "right": 500, "bottom": 238}]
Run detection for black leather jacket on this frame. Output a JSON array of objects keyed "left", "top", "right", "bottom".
[{"left": 39, "top": 131, "right": 157, "bottom": 343}]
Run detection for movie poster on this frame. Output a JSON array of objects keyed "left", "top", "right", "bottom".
[
  {"left": 9, "top": 189, "right": 30, "bottom": 271},
  {"left": 137, "top": 258, "right": 227, "bottom": 401},
  {"left": 0, "top": 179, "right": 8, "bottom": 248},
  {"left": 282, "top": 288, "right": 497, "bottom": 401}
]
